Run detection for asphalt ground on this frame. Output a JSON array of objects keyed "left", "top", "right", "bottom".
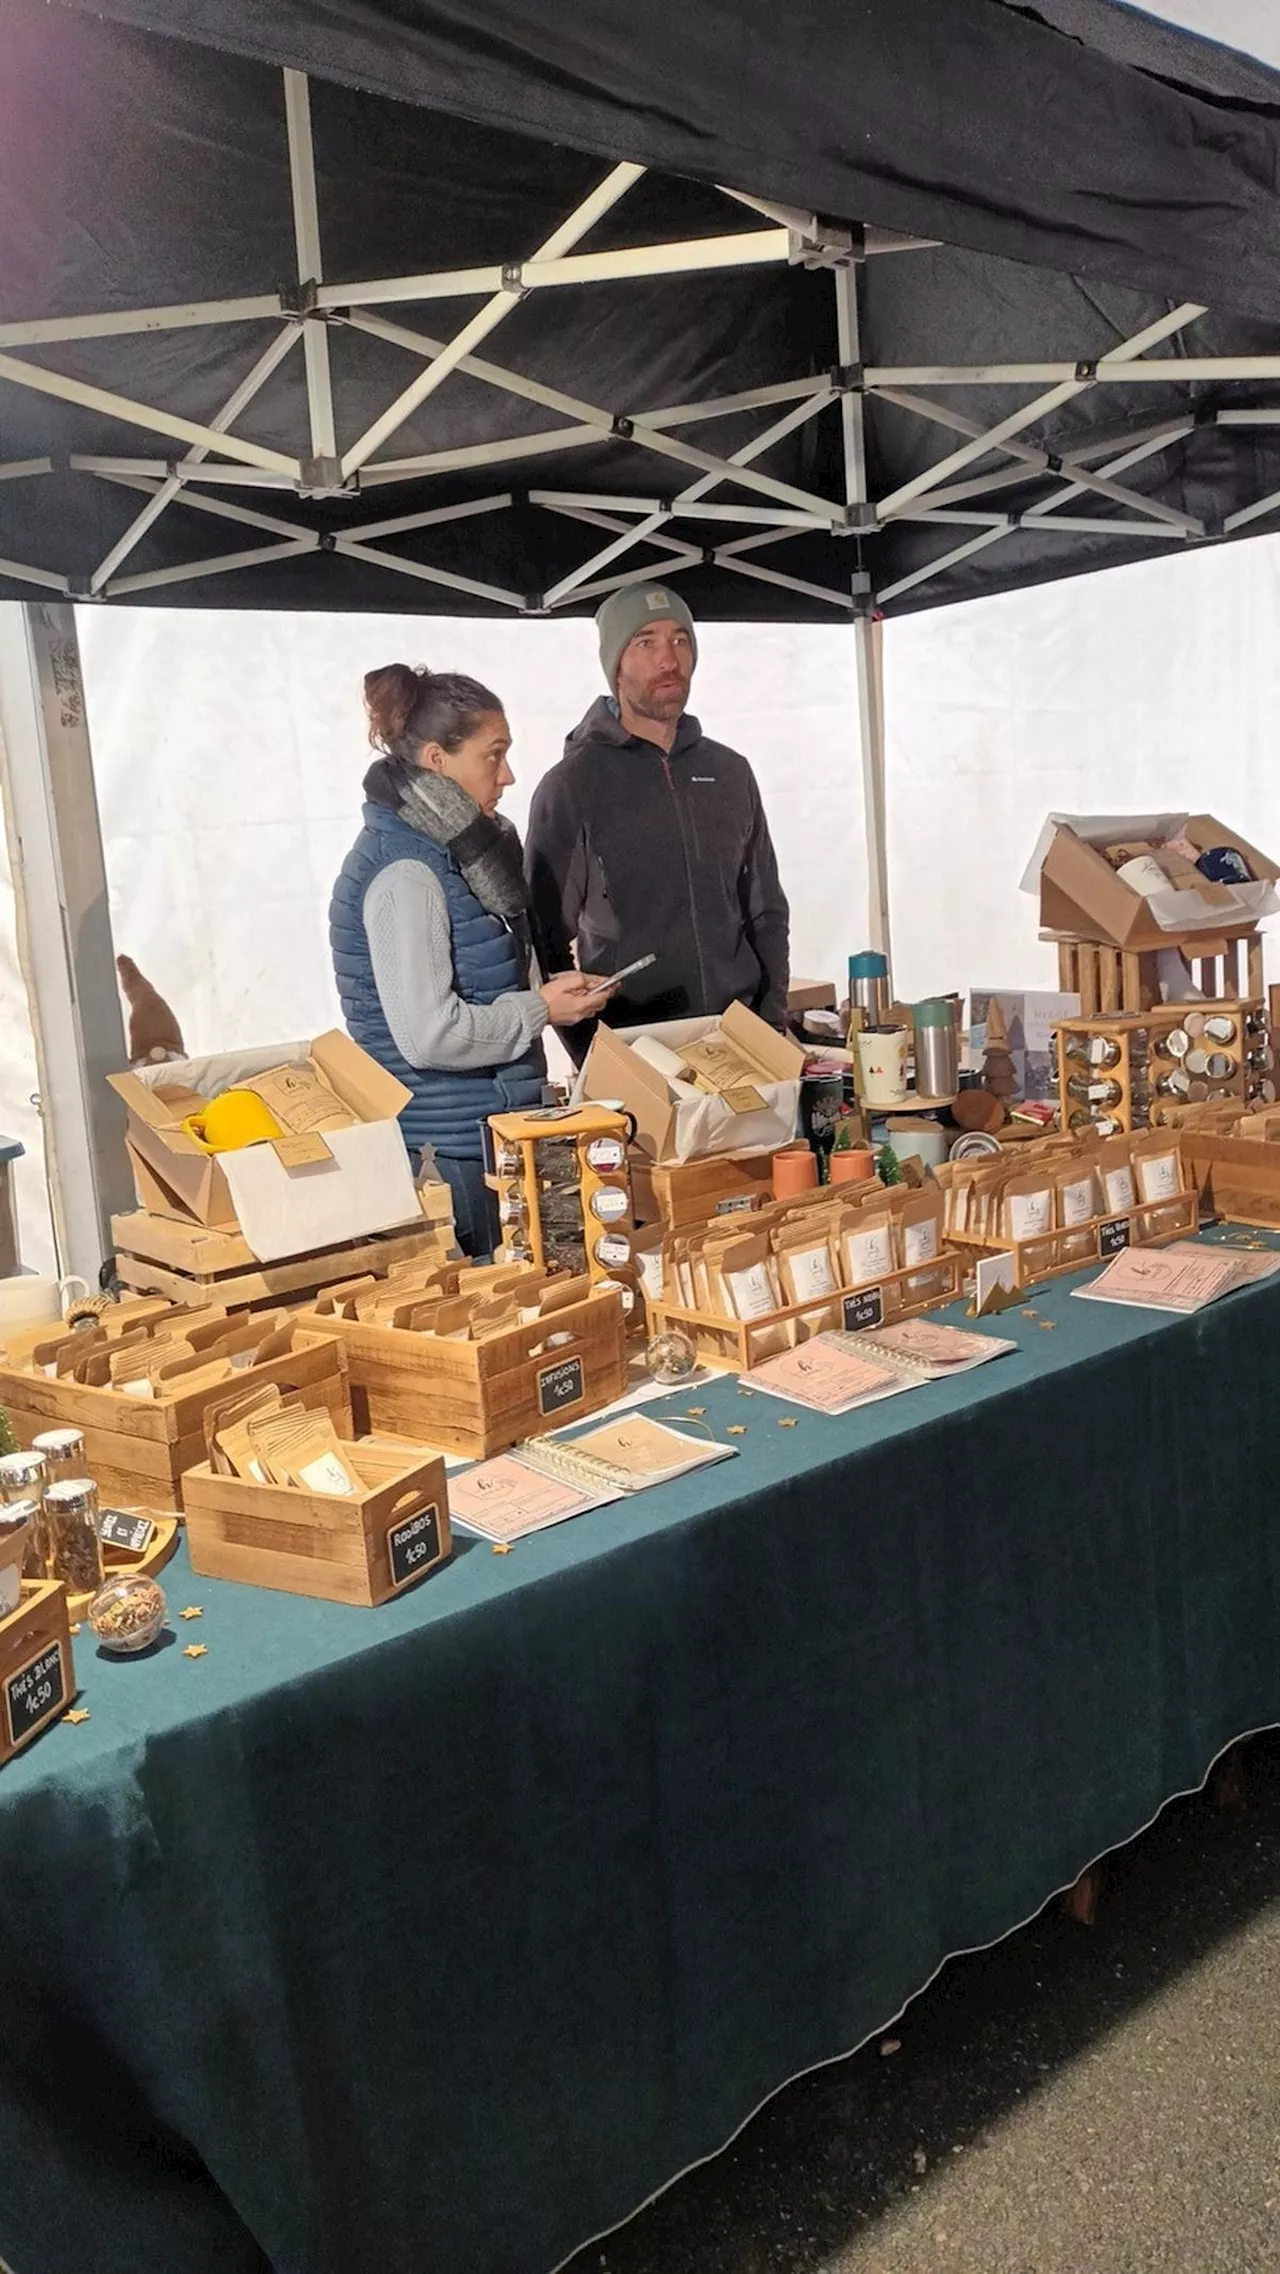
[{"left": 564, "top": 1732, "right": 1280, "bottom": 2274}]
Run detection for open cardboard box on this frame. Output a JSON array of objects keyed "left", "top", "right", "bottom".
[
  {"left": 108, "top": 1032, "right": 421, "bottom": 1263},
  {"left": 1022, "top": 812, "right": 1280, "bottom": 949},
  {"left": 574, "top": 1000, "right": 804, "bottom": 1164}
]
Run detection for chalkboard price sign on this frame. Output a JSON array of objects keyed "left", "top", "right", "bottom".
[
  {"left": 387, "top": 1503, "right": 442, "bottom": 1591},
  {"left": 5, "top": 1640, "right": 68, "bottom": 1749},
  {"left": 843, "top": 1286, "right": 885, "bottom": 1333},
  {"left": 1100, "top": 1218, "right": 1131, "bottom": 1258},
  {"left": 537, "top": 1355, "right": 585, "bottom": 1417},
  {"left": 98, "top": 1509, "right": 156, "bottom": 1556}
]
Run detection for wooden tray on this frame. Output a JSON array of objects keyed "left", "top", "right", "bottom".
[
  {"left": 647, "top": 1252, "right": 962, "bottom": 1370},
  {"left": 57, "top": 1510, "right": 181, "bottom": 1622},
  {"left": 301, "top": 1285, "right": 628, "bottom": 1459},
  {"left": 110, "top": 1208, "right": 456, "bottom": 1313},
  {"left": 0, "top": 1580, "right": 75, "bottom": 1765},
  {"left": 0, "top": 1331, "right": 351, "bottom": 1512},
  {"left": 629, "top": 1149, "right": 778, "bottom": 1232},
  {"left": 948, "top": 1190, "right": 1199, "bottom": 1292},
  {"left": 184, "top": 1444, "right": 450, "bottom": 1606}
]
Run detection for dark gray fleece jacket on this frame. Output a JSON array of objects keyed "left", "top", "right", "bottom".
[{"left": 524, "top": 699, "right": 790, "bottom": 1044}]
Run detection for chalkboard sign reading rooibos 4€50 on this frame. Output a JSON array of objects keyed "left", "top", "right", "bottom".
[
  {"left": 537, "top": 1355, "right": 585, "bottom": 1418},
  {"left": 387, "top": 1504, "right": 443, "bottom": 1592},
  {"left": 5, "top": 1640, "right": 68, "bottom": 1749}
]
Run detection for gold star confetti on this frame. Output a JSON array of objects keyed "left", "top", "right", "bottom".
[
  {"left": 726, "top": 1424, "right": 747, "bottom": 1435},
  {"left": 65, "top": 1708, "right": 90, "bottom": 1724},
  {"left": 737, "top": 1387, "right": 756, "bottom": 1396},
  {"left": 1039, "top": 1320, "right": 1056, "bottom": 1331},
  {"left": 491, "top": 1542, "right": 512, "bottom": 1556},
  {"left": 1021, "top": 1308, "right": 1038, "bottom": 1319},
  {"left": 69, "top": 1623, "right": 81, "bottom": 1636},
  {"left": 183, "top": 1643, "right": 208, "bottom": 1660},
  {"left": 179, "top": 1605, "right": 204, "bottom": 1621},
  {"left": 685, "top": 1406, "right": 706, "bottom": 1417},
  {"left": 777, "top": 1417, "right": 799, "bottom": 1428}
]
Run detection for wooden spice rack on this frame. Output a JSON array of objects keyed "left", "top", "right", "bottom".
[
  {"left": 0, "top": 1580, "right": 75, "bottom": 1766},
  {"left": 1053, "top": 932, "right": 1264, "bottom": 1015},
  {"left": 947, "top": 1190, "right": 1199, "bottom": 1292},
  {"left": 300, "top": 1283, "right": 628, "bottom": 1460},
  {"left": 1055, "top": 1002, "right": 1266, "bottom": 1137},
  {"left": 184, "top": 1443, "right": 451, "bottom": 1606},
  {"left": 647, "top": 1252, "right": 962, "bottom": 1371},
  {"left": 487, "top": 1106, "right": 638, "bottom": 1312}
]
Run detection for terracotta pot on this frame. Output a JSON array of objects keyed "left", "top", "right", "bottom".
[
  {"left": 829, "top": 1145, "right": 876, "bottom": 1185},
  {"left": 771, "top": 1143, "right": 818, "bottom": 1199}
]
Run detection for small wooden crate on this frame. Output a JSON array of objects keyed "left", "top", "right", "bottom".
[
  {"left": 648, "top": 1252, "right": 962, "bottom": 1370},
  {"left": 1182, "top": 1133, "right": 1280, "bottom": 1230},
  {"left": 184, "top": 1443, "right": 451, "bottom": 1606},
  {"left": 0, "top": 1331, "right": 351, "bottom": 1512},
  {"left": 109, "top": 1207, "right": 457, "bottom": 1314},
  {"left": 948, "top": 1191, "right": 1199, "bottom": 1292},
  {"left": 1054, "top": 933, "right": 1264, "bottom": 1015},
  {"left": 300, "top": 1286, "right": 628, "bottom": 1459},
  {"left": 629, "top": 1149, "right": 777, "bottom": 1232},
  {"left": 0, "top": 1580, "right": 75, "bottom": 1765}
]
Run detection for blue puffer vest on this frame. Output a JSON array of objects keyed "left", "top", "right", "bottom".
[{"left": 329, "top": 803, "right": 545, "bottom": 1163}]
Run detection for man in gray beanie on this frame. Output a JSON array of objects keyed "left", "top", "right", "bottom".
[{"left": 524, "top": 582, "right": 789, "bottom": 1054}]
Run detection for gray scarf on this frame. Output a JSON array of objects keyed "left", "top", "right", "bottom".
[{"left": 365, "top": 757, "right": 535, "bottom": 975}]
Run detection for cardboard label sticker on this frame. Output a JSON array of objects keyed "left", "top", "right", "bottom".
[
  {"left": 537, "top": 1355, "right": 585, "bottom": 1417},
  {"left": 387, "top": 1503, "right": 442, "bottom": 1590},
  {"left": 843, "top": 1286, "right": 885, "bottom": 1333},
  {"left": 5, "top": 1641, "right": 68, "bottom": 1750},
  {"left": 1100, "top": 1217, "right": 1131, "bottom": 1257},
  {"left": 98, "top": 1509, "right": 156, "bottom": 1556}
]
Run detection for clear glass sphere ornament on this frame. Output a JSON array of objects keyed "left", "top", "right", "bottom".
[{"left": 644, "top": 1328, "right": 698, "bottom": 1386}]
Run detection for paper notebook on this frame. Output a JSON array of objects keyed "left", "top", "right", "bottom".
[
  {"left": 448, "top": 1419, "right": 736, "bottom": 1542},
  {"left": 744, "top": 1318, "right": 1016, "bottom": 1416},
  {"left": 837, "top": 1317, "right": 1018, "bottom": 1378},
  {"left": 1073, "top": 1242, "right": 1280, "bottom": 1314}
]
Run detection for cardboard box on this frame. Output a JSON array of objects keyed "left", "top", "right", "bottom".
[
  {"left": 1022, "top": 813, "right": 1280, "bottom": 950},
  {"left": 108, "top": 1032, "right": 420, "bottom": 1263},
  {"left": 576, "top": 1002, "right": 805, "bottom": 1165}
]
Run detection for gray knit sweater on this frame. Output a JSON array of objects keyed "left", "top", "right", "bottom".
[{"left": 363, "top": 861, "right": 549, "bottom": 1072}]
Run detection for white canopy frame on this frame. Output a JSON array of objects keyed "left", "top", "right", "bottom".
[{"left": 6, "top": 67, "right": 1280, "bottom": 1271}]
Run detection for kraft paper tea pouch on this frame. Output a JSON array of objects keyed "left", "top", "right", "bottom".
[
  {"left": 838, "top": 1208, "right": 896, "bottom": 1287},
  {"left": 897, "top": 1189, "right": 944, "bottom": 1282},
  {"left": 633, "top": 1226, "right": 665, "bottom": 1302},
  {"left": 772, "top": 1221, "right": 841, "bottom": 1336},
  {"left": 1054, "top": 1161, "right": 1098, "bottom": 1264},
  {"left": 1130, "top": 1131, "right": 1184, "bottom": 1205},
  {"left": 1001, "top": 1171, "right": 1054, "bottom": 1245},
  {"left": 719, "top": 1231, "right": 786, "bottom": 1343},
  {"left": 1094, "top": 1135, "right": 1137, "bottom": 1215}
]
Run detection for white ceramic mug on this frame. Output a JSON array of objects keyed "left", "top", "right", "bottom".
[
  {"left": 856, "top": 1027, "right": 910, "bottom": 1107},
  {"left": 1116, "top": 854, "right": 1171, "bottom": 899},
  {"left": 0, "top": 1273, "right": 90, "bottom": 1337}
]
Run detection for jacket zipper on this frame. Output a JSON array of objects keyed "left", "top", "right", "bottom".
[{"left": 662, "top": 752, "right": 709, "bottom": 1012}]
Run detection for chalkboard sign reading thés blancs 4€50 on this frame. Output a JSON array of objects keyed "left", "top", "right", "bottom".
[{"left": 5, "top": 1640, "right": 68, "bottom": 1750}]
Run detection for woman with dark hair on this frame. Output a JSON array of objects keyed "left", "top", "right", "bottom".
[{"left": 330, "top": 664, "right": 609, "bottom": 1256}]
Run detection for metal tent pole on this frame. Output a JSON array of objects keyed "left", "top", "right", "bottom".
[
  {"left": 835, "top": 262, "right": 893, "bottom": 977},
  {"left": 0, "top": 602, "right": 131, "bottom": 1280}
]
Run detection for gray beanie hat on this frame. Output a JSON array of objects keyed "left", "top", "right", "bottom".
[{"left": 596, "top": 582, "right": 698, "bottom": 689}]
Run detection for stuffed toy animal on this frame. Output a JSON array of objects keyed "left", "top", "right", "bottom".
[{"left": 116, "top": 955, "right": 185, "bottom": 1066}]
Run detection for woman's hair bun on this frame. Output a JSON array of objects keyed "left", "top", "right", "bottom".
[{"left": 364, "top": 662, "right": 434, "bottom": 753}]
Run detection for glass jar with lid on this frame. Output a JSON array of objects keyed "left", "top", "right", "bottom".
[
  {"left": 31, "top": 1428, "right": 86, "bottom": 1487},
  {"left": 42, "top": 1478, "right": 104, "bottom": 1595}
]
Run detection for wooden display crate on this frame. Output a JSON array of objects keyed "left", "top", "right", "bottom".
[
  {"left": 110, "top": 1206, "right": 456, "bottom": 1313},
  {"left": 1178, "top": 1133, "right": 1280, "bottom": 1230},
  {"left": 647, "top": 1252, "right": 962, "bottom": 1371},
  {"left": 0, "top": 1580, "right": 75, "bottom": 1766},
  {"left": 629, "top": 1148, "right": 777, "bottom": 1232},
  {"left": 300, "top": 1285, "right": 628, "bottom": 1459},
  {"left": 948, "top": 1191, "right": 1198, "bottom": 1292},
  {"left": 184, "top": 1443, "right": 451, "bottom": 1606},
  {"left": 0, "top": 1331, "right": 351, "bottom": 1512},
  {"left": 1053, "top": 933, "right": 1264, "bottom": 1015}
]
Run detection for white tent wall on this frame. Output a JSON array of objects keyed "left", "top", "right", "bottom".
[
  {"left": 71, "top": 608, "right": 869, "bottom": 1062},
  {"left": 0, "top": 790, "right": 52, "bottom": 1273},
  {"left": 883, "top": 534, "right": 1280, "bottom": 1005}
]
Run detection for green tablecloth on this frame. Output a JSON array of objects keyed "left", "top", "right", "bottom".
[{"left": 4, "top": 1247, "right": 1280, "bottom": 2274}]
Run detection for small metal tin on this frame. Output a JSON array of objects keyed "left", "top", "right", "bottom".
[
  {"left": 1184, "top": 1047, "right": 1209, "bottom": 1076},
  {"left": 1251, "top": 1078, "right": 1278, "bottom": 1104},
  {"left": 31, "top": 1427, "right": 86, "bottom": 1485},
  {"left": 594, "top": 1232, "right": 631, "bottom": 1270},
  {"left": 1204, "top": 1014, "right": 1237, "bottom": 1043},
  {"left": 584, "top": 1135, "right": 627, "bottom": 1173},
  {"left": 1205, "top": 1052, "right": 1236, "bottom": 1080},
  {"left": 1248, "top": 1046, "right": 1275, "bottom": 1072},
  {"left": 1182, "top": 1011, "right": 1206, "bottom": 1039},
  {"left": 599, "top": 1276, "right": 636, "bottom": 1315},
  {"left": 949, "top": 1131, "right": 1002, "bottom": 1160},
  {"left": 1165, "top": 1028, "right": 1190, "bottom": 1060}
]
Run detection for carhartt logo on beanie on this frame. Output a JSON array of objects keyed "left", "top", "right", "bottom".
[{"left": 596, "top": 583, "right": 698, "bottom": 689}]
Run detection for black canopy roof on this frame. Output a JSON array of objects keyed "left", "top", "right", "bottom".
[{"left": 5, "top": 0, "right": 1280, "bottom": 619}]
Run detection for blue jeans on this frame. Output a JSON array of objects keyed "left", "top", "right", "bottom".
[{"left": 437, "top": 1155, "right": 500, "bottom": 1260}]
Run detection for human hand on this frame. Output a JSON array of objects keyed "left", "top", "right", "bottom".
[{"left": 539, "top": 971, "right": 617, "bottom": 1025}]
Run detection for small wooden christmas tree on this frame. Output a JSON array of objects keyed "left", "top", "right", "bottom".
[{"left": 981, "top": 995, "right": 1018, "bottom": 1102}]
